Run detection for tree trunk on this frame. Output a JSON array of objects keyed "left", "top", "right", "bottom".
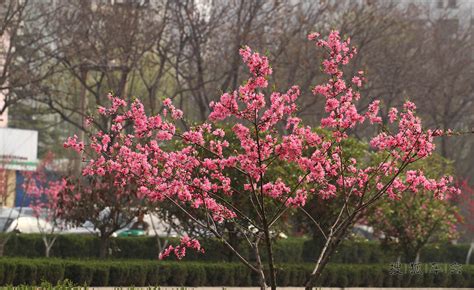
[
  {"left": 156, "top": 236, "right": 169, "bottom": 259},
  {"left": 466, "top": 241, "right": 474, "bottom": 265},
  {"left": 304, "top": 224, "right": 348, "bottom": 289},
  {"left": 305, "top": 240, "right": 334, "bottom": 290},
  {"left": 45, "top": 244, "right": 52, "bottom": 258},
  {"left": 99, "top": 235, "right": 110, "bottom": 259},
  {"left": 253, "top": 241, "right": 267, "bottom": 290},
  {"left": 43, "top": 235, "right": 58, "bottom": 258},
  {"left": 262, "top": 223, "right": 277, "bottom": 290},
  {"left": 414, "top": 250, "right": 420, "bottom": 264}
]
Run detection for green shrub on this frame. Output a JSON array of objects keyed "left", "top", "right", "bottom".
[
  {"left": 365, "top": 265, "right": 384, "bottom": 286},
  {"left": 108, "top": 263, "right": 130, "bottom": 286},
  {"left": 1, "top": 261, "right": 16, "bottom": 285},
  {"left": 324, "top": 265, "right": 345, "bottom": 287},
  {"left": 43, "top": 261, "right": 65, "bottom": 284},
  {"left": 112, "top": 237, "right": 159, "bottom": 259},
  {"left": 156, "top": 261, "right": 171, "bottom": 285},
  {"left": 90, "top": 264, "right": 109, "bottom": 286},
  {"left": 433, "top": 270, "right": 449, "bottom": 287},
  {"left": 56, "top": 235, "right": 99, "bottom": 258},
  {"left": 4, "top": 233, "right": 474, "bottom": 266},
  {"left": 185, "top": 263, "right": 206, "bottom": 286},
  {"left": 345, "top": 266, "right": 361, "bottom": 286},
  {"left": 166, "top": 263, "right": 187, "bottom": 286},
  {"left": 7, "top": 235, "right": 44, "bottom": 258},
  {"left": 127, "top": 263, "right": 147, "bottom": 286},
  {"left": 145, "top": 263, "right": 160, "bottom": 286},
  {"left": 204, "top": 263, "right": 238, "bottom": 285},
  {"left": 421, "top": 243, "right": 473, "bottom": 264},
  {"left": 64, "top": 262, "right": 94, "bottom": 286},
  {"left": 13, "top": 261, "right": 36, "bottom": 285},
  {"left": 273, "top": 238, "right": 305, "bottom": 263},
  {"left": 276, "top": 265, "right": 290, "bottom": 286},
  {"left": 233, "top": 263, "right": 251, "bottom": 286},
  {"left": 0, "top": 258, "right": 472, "bottom": 287}
]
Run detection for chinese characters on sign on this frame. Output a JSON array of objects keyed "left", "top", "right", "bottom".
[{"left": 389, "top": 262, "right": 463, "bottom": 275}]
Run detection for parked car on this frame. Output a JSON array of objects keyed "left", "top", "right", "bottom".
[
  {"left": 115, "top": 228, "right": 146, "bottom": 237},
  {"left": 114, "top": 213, "right": 180, "bottom": 237},
  {"left": 7, "top": 216, "right": 53, "bottom": 233},
  {"left": 61, "top": 221, "right": 100, "bottom": 235},
  {"left": 58, "top": 209, "right": 180, "bottom": 238},
  {"left": 352, "top": 223, "right": 377, "bottom": 240},
  {"left": 0, "top": 207, "right": 53, "bottom": 234}
]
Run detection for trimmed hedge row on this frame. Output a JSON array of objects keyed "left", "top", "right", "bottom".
[
  {"left": 0, "top": 258, "right": 473, "bottom": 287},
  {"left": 3, "top": 234, "right": 304, "bottom": 262},
  {"left": 3, "top": 234, "right": 474, "bottom": 264}
]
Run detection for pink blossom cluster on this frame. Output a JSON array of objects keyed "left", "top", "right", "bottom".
[
  {"left": 159, "top": 236, "right": 204, "bottom": 260},
  {"left": 310, "top": 31, "right": 380, "bottom": 132},
  {"left": 383, "top": 170, "right": 461, "bottom": 200},
  {"left": 370, "top": 101, "right": 436, "bottom": 159},
  {"left": 209, "top": 46, "right": 280, "bottom": 123},
  {"left": 64, "top": 135, "right": 84, "bottom": 153},
  {"left": 23, "top": 153, "right": 67, "bottom": 223}
]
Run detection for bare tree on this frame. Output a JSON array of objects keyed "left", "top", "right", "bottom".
[
  {"left": 28, "top": 1, "right": 171, "bottom": 135},
  {"left": 0, "top": 0, "right": 58, "bottom": 114}
]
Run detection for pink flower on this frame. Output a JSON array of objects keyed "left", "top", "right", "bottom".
[
  {"left": 212, "top": 128, "right": 225, "bottom": 138},
  {"left": 64, "top": 135, "right": 84, "bottom": 153},
  {"left": 388, "top": 107, "right": 398, "bottom": 123},
  {"left": 366, "top": 100, "right": 382, "bottom": 124},
  {"left": 96, "top": 167, "right": 105, "bottom": 176},
  {"left": 98, "top": 106, "right": 107, "bottom": 114},
  {"left": 163, "top": 98, "right": 172, "bottom": 106},
  {"left": 307, "top": 32, "right": 320, "bottom": 40},
  {"left": 352, "top": 76, "right": 362, "bottom": 87}
]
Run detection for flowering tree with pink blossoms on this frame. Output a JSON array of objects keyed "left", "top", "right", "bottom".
[
  {"left": 457, "top": 180, "right": 474, "bottom": 264},
  {"left": 58, "top": 168, "right": 148, "bottom": 258},
  {"left": 65, "top": 31, "right": 461, "bottom": 289},
  {"left": 23, "top": 153, "right": 67, "bottom": 257},
  {"left": 368, "top": 155, "right": 460, "bottom": 263}
]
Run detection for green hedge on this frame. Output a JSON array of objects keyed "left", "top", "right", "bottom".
[
  {"left": 302, "top": 239, "right": 394, "bottom": 263},
  {"left": 0, "top": 258, "right": 472, "bottom": 287},
  {"left": 3, "top": 234, "right": 474, "bottom": 264}
]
